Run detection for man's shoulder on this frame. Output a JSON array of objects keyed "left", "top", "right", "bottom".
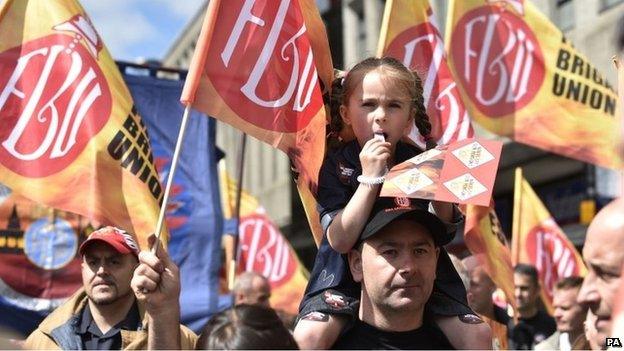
[
  {"left": 23, "top": 328, "right": 60, "bottom": 350},
  {"left": 34, "top": 288, "right": 88, "bottom": 335},
  {"left": 180, "top": 324, "right": 199, "bottom": 349}
]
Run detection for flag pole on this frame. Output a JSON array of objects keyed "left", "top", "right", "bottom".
[
  {"left": 218, "top": 160, "right": 237, "bottom": 291},
  {"left": 152, "top": 105, "right": 192, "bottom": 255},
  {"left": 376, "top": 0, "right": 393, "bottom": 57},
  {"left": 229, "top": 133, "right": 247, "bottom": 290},
  {"left": 511, "top": 167, "right": 523, "bottom": 265}
]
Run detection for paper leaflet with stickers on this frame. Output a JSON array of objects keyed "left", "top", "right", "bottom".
[
  {"left": 0, "top": 0, "right": 163, "bottom": 250},
  {"left": 380, "top": 139, "right": 502, "bottom": 206}
]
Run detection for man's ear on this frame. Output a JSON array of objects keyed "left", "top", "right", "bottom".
[
  {"left": 340, "top": 105, "right": 350, "bottom": 126},
  {"left": 348, "top": 249, "right": 363, "bottom": 283}
]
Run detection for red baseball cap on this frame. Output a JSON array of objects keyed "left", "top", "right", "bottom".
[{"left": 79, "top": 226, "right": 140, "bottom": 257}]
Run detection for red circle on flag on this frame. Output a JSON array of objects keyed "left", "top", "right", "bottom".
[
  {"left": 0, "top": 34, "right": 112, "bottom": 177},
  {"left": 205, "top": 1, "right": 323, "bottom": 133},
  {"left": 449, "top": 6, "right": 545, "bottom": 117},
  {"left": 238, "top": 214, "right": 297, "bottom": 288}
]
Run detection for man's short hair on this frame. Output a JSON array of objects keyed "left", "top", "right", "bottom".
[
  {"left": 555, "top": 276, "right": 584, "bottom": 290},
  {"left": 514, "top": 263, "right": 539, "bottom": 285}
]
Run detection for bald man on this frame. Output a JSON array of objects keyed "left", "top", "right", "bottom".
[
  {"left": 577, "top": 197, "right": 624, "bottom": 350},
  {"left": 233, "top": 272, "right": 271, "bottom": 308},
  {"left": 463, "top": 256, "right": 511, "bottom": 350},
  {"left": 463, "top": 256, "right": 510, "bottom": 326}
]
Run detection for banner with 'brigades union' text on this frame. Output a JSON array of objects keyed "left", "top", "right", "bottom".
[{"left": 445, "top": 0, "right": 623, "bottom": 169}]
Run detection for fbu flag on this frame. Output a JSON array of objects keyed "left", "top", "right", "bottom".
[
  {"left": 445, "top": 0, "right": 623, "bottom": 169},
  {"left": 0, "top": 0, "right": 163, "bottom": 250}
]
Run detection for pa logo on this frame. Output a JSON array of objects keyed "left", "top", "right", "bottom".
[{"left": 607, "top": 337, "right": 622, "bottom": 348}]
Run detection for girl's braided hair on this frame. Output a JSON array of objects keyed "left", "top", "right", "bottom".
[{"left": 329, "top": 56, "right": 436, "bottom": 150}]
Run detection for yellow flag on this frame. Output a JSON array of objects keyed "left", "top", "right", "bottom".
[
  {"left": 512, "top": 168, "right": 586, "bottom": 313},
  {"left": 445, "top": 0, "right": 623, "bottom": 169},
  {"left": 0, "top": 1, "right": 164, "bottom": 248}
]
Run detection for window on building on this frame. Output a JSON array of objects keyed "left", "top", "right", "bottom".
[
  {"left": 602, "top": 0, "right": 624, "bottom": 11},
  {"left": 555, "top": 0, "right": 575, "bottom": 32}
]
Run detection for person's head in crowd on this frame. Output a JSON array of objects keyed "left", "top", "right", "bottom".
[
  {"left": 465, "top": 256, "right": 498, "bottom": 316},
  {"left": 80, "top": 226, "right": 140, "bottom": 306},
  {"left": 233, "top": 271, "right": 271, "bottom": 308},
  {"left": 552, "top": 276, "right": 587, "bottom": 342},
  {"left": 347, "top": 198, "right": 450, "bottom": 331},
  {"left": 197, "top": 304, "right": 298, "bottom": 350},
  {"left": 24, "top": 226, "right": 157, "bottom": 350},
  {"left": 577, "top": 197, "right": 624, "bottom": 349},
  {"left": 338, "top": 56, "right": 436, "bottom": 152},
  {"left": 514, "top": 263, "right": 541, "bottom": 318}
]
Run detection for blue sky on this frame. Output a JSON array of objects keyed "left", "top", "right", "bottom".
[{"left": 82, "top": 0, "right": 205, "bottom": 62}]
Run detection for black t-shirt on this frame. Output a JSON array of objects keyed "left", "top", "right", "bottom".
[
  {"left": 509, "top": 309, "right": 556, "bottom": 350},
  {"left": 332, "top": 318, "right": 455, "bottom": 350}
]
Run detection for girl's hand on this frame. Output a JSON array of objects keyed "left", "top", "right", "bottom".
[{"left": 359, "top": 137, "right": 391, "bottom": 177}]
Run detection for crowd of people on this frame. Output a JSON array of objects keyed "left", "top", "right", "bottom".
[{"left": 10, "top": 56, "right": 624, "bottom": 350}]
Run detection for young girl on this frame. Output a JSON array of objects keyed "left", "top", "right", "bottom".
[{"left": 293, "top": 57, "right": 491, "bottom": 349}]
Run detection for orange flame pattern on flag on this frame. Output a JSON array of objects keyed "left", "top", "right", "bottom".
[{"left": 0, "top": 0, "right": 163, "bottom": 249}]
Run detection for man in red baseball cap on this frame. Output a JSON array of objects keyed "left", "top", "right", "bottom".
[{"left": 24, "top": 226, "right": 197, "bottom": 349}]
